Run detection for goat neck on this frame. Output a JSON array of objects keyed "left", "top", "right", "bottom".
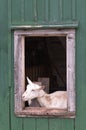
[
  {"left": 38, "top": 90, "right": 47, "bottom": 98},
  {"left": 37, "top": 90, "right": 50, "bottom": 107}
]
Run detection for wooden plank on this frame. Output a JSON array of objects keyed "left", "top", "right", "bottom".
[
  {"left": 49, "top": 119, "right": 61, "bottom": 130},
  {"left": 63, "top": 0, "right": 72, "bottom": 21},
  {"left": 23, "top": 118, "right": 36, "bottom": 130},
  {"left": 14, "top": 29, "right": 75, "bottom": 37},
  {"left": 72, "top": 0, "right": 76, "bottom": 20},
  {"left": 49, "top": 0, "right": 59, "bottom": 22},
  {"left": 16, "top": 108, "right": 75, "bottom": 118},
  {"left": 21, "top": 0, "right": 25, "bottom": 22},
  {"left": 75, "top": 1, "right": 86, "bottom": 129},
  {"left": 11, "top": 0, "right": 21, "bottom": 24},
  {"left": 8, "top": 30, "right": 12, "bottom": 130},
  {"left": 33, "top": 0, "right": 37, "bottom": 21},
  {"left": 11, "top": 91, "right": 23, "bottom": 130},
  {"left": 11, "top": 33, "right": 23, "bottom": 130},
  {"left": 36, "top": 118, "right": 48, "bottom": 130},
  {"left": 10, "top": 22, "right": 79, "bottom": 29},
  {"left": 67, "top": 30, "right": 75, "bottom": 112},
  {"left": 45, "top": 0, "right": 49, "bottom": 22},
  {"left": 0, "top": 47, "right": 10, "bottom": 130},
  {"left": 61, "top": 119, "right": 74, "bottom": 130},
  {"left": 59, "top": 0, "right": 63, "bottom": 21},
  {"left": 36, "top": 0, "right": 45, "bottom": 22},
  {"left": 8, "top": 0, "right": 11, "bottom": 25},
  {"left": 8, "top": 2, "right": 23, "bottom": 130},
  {"left": 0, "top": 0, "right": 9, "bottom": 129},
  {"left": 49, "top": 118, "right": 74, "bottom": 130},
  {"left": 14, "top": 34, "right": 25, "bottom": 113},
  {"left": 24, "top": 0, "right": 34, "bottom": 22}
]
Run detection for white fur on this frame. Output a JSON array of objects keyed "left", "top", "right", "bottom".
[{"left": 22, "top": 77, "right": 67, "bottom": 109}]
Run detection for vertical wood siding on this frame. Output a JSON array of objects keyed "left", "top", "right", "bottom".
[
  {"left": 0, "top": 0, "right": 9, "bottom": 130},
  {"left": 11, "top": 0, "right": 77, "bottom": 25},
  {"left": 75, "top": 0, "right": 86, "bottom": 130},
  {"left": 0, "top": 0, "right": 86, "bottom": 130}
]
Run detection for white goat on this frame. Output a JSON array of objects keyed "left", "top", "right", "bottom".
[{"left": 22, "top": 77, "right": 67, "bottom": 109}]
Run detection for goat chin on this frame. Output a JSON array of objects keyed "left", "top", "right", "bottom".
[{"left": 28, "top": 99, "right": 32, "bottom": 105}]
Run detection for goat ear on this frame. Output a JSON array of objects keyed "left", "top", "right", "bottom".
[
  {"left": 38, "top": 85, "right": 45, "bottom": 90},
  {"left": 27, "top": 77, "right": 33, "bottom": 85},
  {"left": 41, "top": 85, "right": 45, "bottom": 90}
]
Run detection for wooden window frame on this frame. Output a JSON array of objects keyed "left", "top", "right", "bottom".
[{"left": 14, "top": 29, "right": 75, "bottom": 118}]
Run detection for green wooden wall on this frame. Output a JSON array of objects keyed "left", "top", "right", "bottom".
[
  {"left": 0, "top": 0, "right": 86, "bottom": 130},
  {"left": 10, "top": 0, "right": 76, "bottom": 25}
]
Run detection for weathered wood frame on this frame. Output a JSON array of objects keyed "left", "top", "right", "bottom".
[{"left": 14, "top": 29, "right": 75, "bottom": 118}]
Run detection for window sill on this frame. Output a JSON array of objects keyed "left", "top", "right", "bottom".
[{"left": 15, "top": 107, "right": 75, "bottom": 118}]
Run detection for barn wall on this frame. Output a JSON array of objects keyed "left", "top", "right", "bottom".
[
  {"left": 10, "top": 0, "right": 76, "bottom": 25},
  {"left": 0, "top": 0, "right": 10, "bottom": 130},
  {"left": 0, "top": 0, "right": 86, "bottom": 130}
]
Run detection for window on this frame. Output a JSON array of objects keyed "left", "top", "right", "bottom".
[{"left": 14, "top": 29, "right": 75, "bottom": 118}]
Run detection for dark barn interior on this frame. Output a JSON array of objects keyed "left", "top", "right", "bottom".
[{"left": 25, "top": 36, "right": 66, "bottom": 94}]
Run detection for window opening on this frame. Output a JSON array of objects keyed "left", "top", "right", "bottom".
[
  {"left": 14, "top": 29, "right": 75, "bottom": 118},
  {"left": 25, "top": 36, "right": 66, "bottom": 107}
]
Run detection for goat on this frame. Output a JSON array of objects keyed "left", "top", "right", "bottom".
[{"left": 22, "top": 77, "right": 67, "bottom": 109}]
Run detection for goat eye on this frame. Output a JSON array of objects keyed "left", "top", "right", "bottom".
[{"left": 32, "top": 89, "right": 34, "bottom": 92}]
